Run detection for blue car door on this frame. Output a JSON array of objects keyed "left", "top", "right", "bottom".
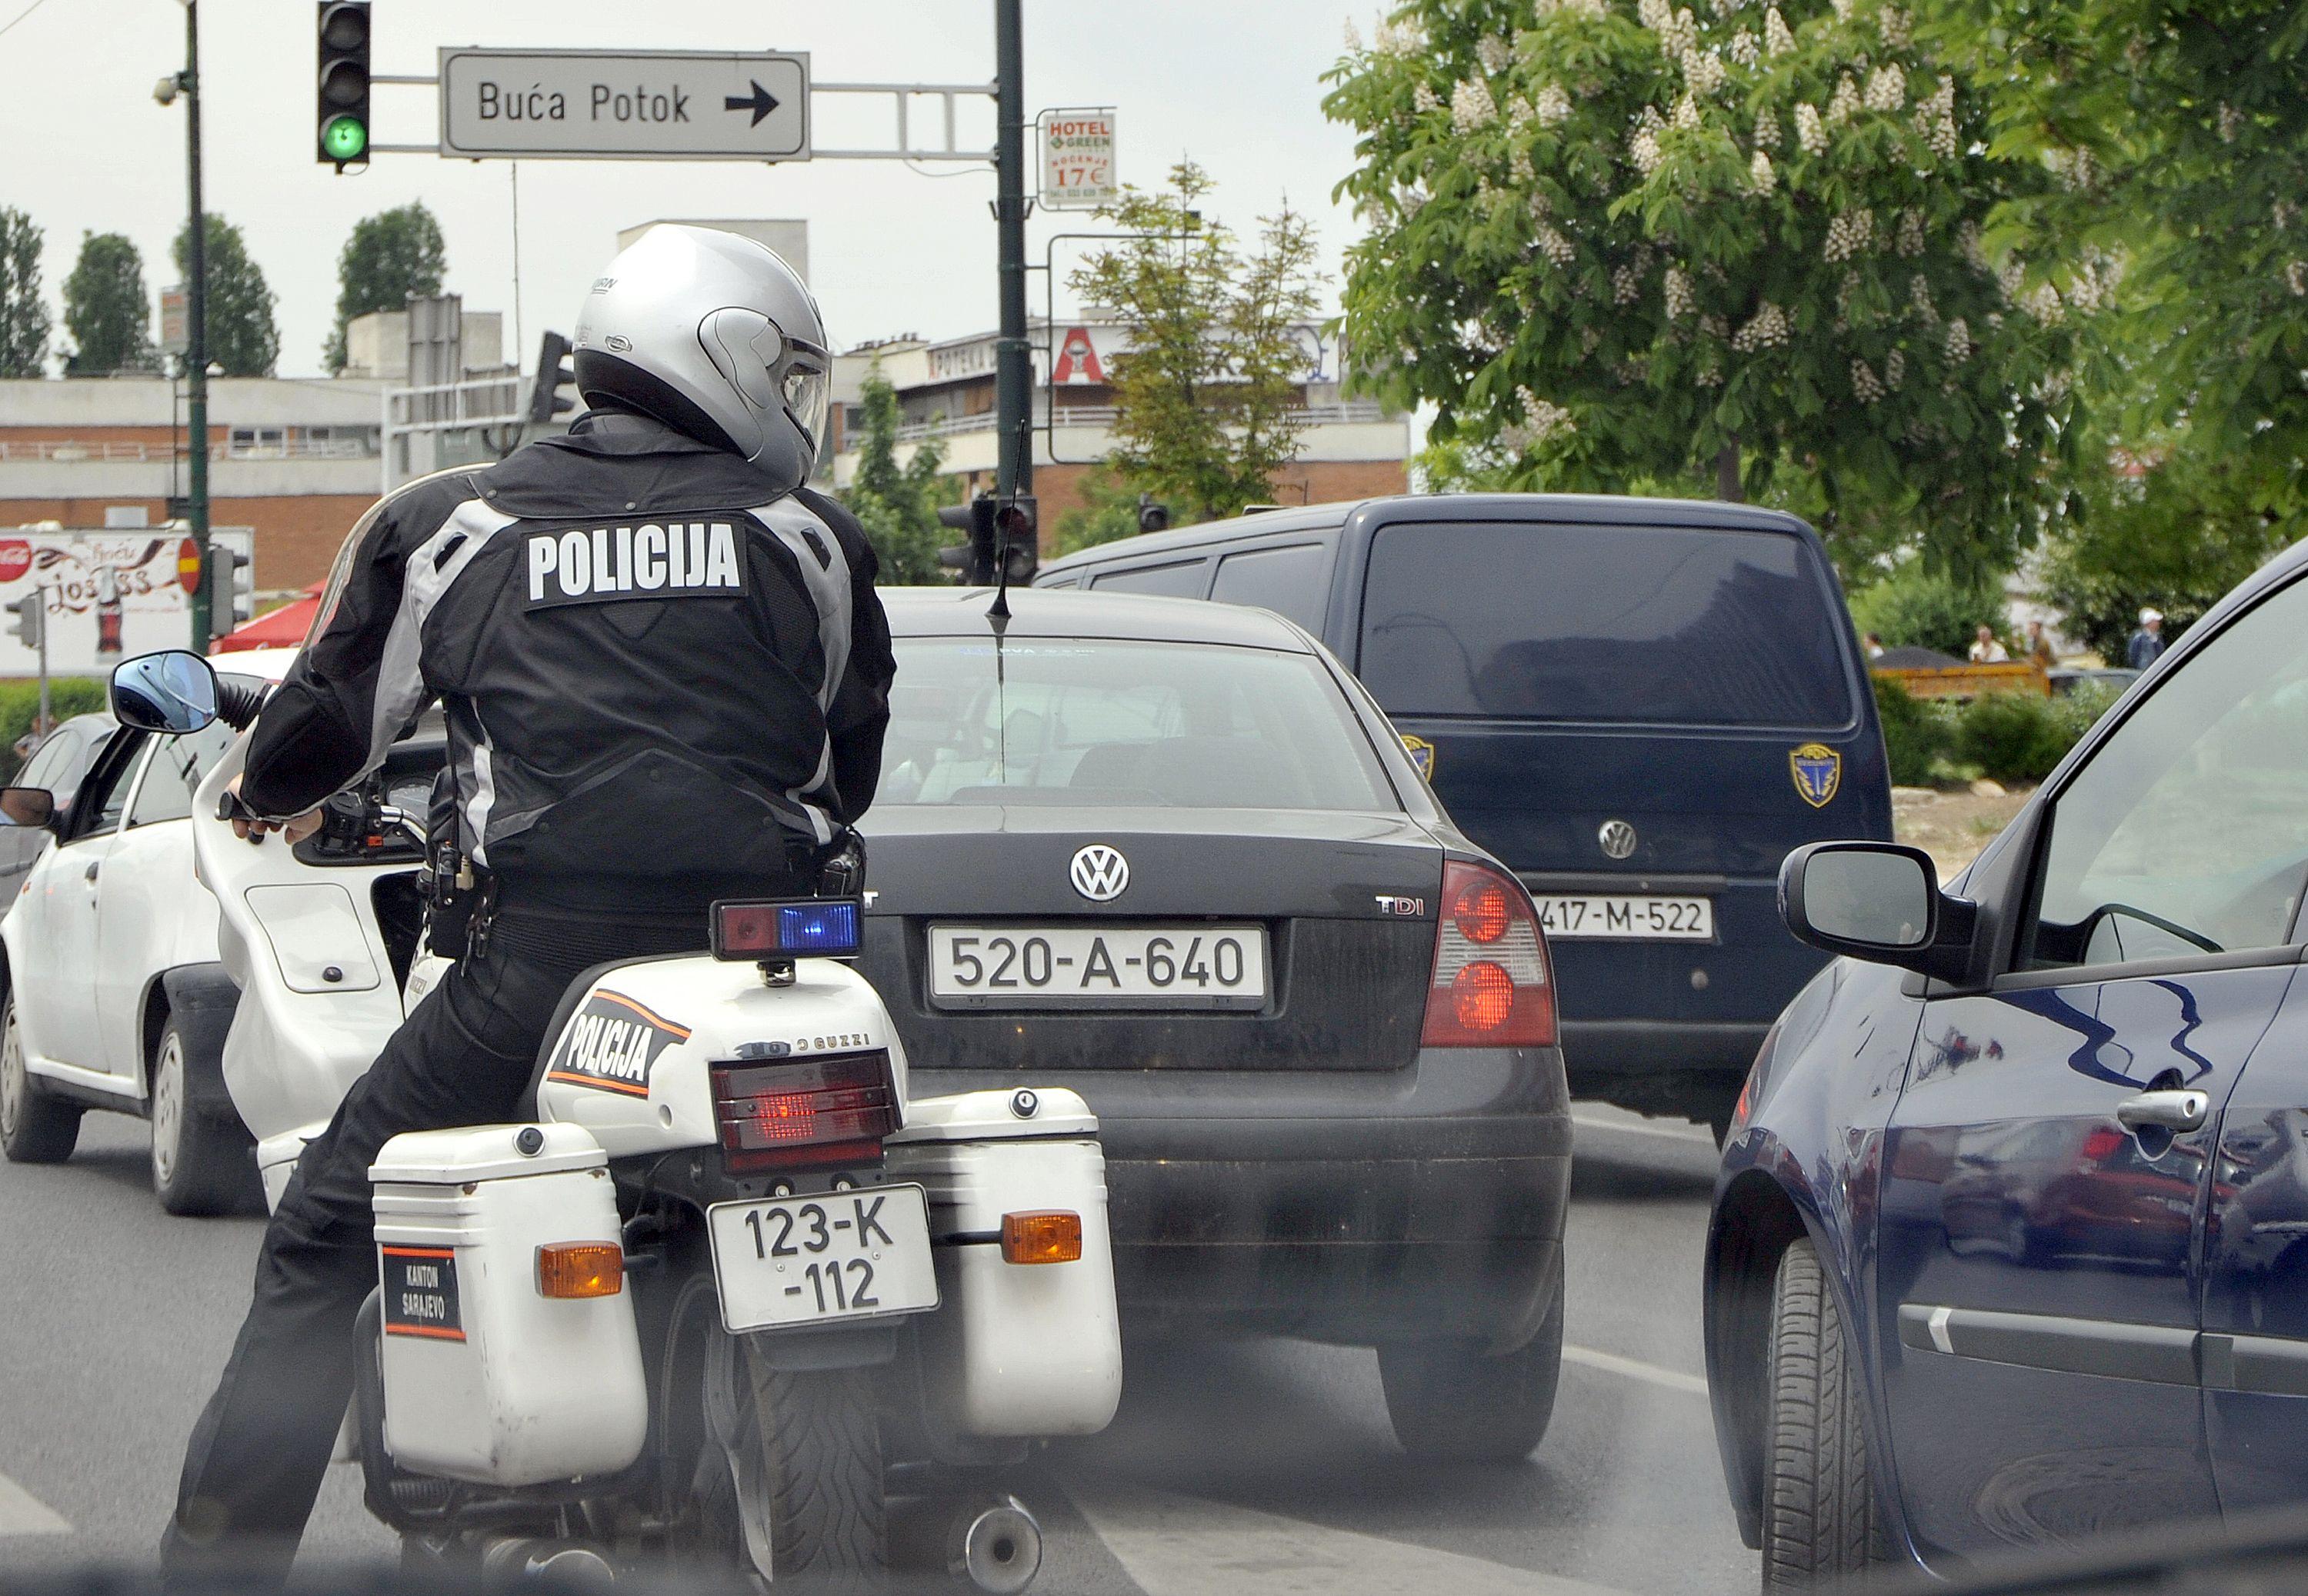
[{"left": 1874, "top": 568, "right": 2308, "bottom": 1560}]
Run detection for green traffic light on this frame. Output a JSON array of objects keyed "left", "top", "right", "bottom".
[{"left": 322, "top": 114, "right": 368, "bottom": 162}]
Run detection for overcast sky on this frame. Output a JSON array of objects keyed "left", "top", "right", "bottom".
[{"left": 0, "top": 1, "right": 1372, "bottom": 378}]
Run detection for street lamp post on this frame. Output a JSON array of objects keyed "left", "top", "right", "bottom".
[{"left": 182, "top": 0, "right": 211, "bottom": 650}]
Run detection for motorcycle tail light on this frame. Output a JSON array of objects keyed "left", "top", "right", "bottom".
[
  {"left": 1000, "top": 1210, "right": 1083, "bottom": 1265},
  {"left": 711, "top": 1051, "right": 899, "bottom": 1174},
  {"left": 535, "top": 1242, "right": 624, "bottom": 1299},
  {"left": 1421, "top": 860, "right": 1557, "bottom": 1048}
]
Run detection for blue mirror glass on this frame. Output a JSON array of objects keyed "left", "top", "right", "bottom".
[{"left": 109, "top": 650, "right": 219, "bottom": 735}]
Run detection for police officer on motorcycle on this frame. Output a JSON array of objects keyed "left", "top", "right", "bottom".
[{"left": 162, "top": 226, "right": 895, "bottom": 1581}]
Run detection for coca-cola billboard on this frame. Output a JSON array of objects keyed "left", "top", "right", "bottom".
[{"left": 0, "top": 528, "right": 254, "bottom": 676}]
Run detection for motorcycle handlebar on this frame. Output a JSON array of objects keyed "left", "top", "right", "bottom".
[{"left": 215, "top": 678, "right": 273, "bottom": 732}]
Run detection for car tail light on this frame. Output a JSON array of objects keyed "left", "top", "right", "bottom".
[
  {"left": 711, "top": 1051, "right": 899, "bottom": 1174},
  {"left": 1422, "top": 860, "right": 1556, "bottom": 1048}
]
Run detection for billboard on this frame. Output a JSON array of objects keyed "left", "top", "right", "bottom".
[{"left": 0, "top": 529, "right": 255, "bottom": 678}]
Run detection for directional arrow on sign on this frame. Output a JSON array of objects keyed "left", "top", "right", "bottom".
[{"left": 724, "top": 80, "right": 781, "bottom": 127}]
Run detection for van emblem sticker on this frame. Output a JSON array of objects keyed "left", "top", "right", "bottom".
[
  {"left": 544, "top": 989, "right": 692, "bottom": 1098},
  {"left": 1789, "top": 743, "right": 1842, "bottom": 808},
  {"left": 1399, "top": 735, "right": 1435, "bottom": 779}
]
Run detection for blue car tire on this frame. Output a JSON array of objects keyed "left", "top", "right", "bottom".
[{"left": 1763, "top": 1239, "right": 1886, "bottom": 1586}]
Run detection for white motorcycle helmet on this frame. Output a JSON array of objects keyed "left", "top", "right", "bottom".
[{"left": 572, "top": 225, "right": 831, "bottom": 492}]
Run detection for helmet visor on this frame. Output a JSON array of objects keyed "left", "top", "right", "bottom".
[{"left": 779, "top": 352, "right": 829, "bottom": 456}]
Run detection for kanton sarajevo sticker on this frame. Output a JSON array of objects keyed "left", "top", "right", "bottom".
[
  {"left": 380, "top": 1245, "right": 465, "bottom": 1341},
  {"left": 543, "top": 989, "right": 693, "bottom": 1098}
]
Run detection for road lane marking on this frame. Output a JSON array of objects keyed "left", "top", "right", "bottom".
[
  {"left": 1065, "top": 1474, "right": 1636, "bottom": 1596},
  {"left": 1570, "top": 1111, "right": 1716, "bottom": 1145},
  {"left": 1563, "top": 1342, "right": 1710, "bottom": 1396},
  {"left": 0, "top": 1471, "right": 69, "bottom": 1537}
]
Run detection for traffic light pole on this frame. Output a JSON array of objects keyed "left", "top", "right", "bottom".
[
  {"left": 992, "top": 0, "right": 1031, "bottom": 504},
  {"left": 183, "top": 0, "right": 213, "bottom": 652},
  {"left": 33, "top": 590, "right": 48, "bottom": 739}
]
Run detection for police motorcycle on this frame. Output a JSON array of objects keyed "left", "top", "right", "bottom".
[{"left": 108, "top": 648, "right": 1122, "bottom": 1590}]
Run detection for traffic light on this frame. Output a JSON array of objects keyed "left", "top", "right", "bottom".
[
  {"left": 316, "top": 2, "right": 371, "bottom": 168},
  {"left": 528, "top": 331, "right": 579, "bottom": 426},
  {"left": 938, "top": 495, "right": 999, "bottom": 585},
  {"left": 992, "top": 495, "right": 1039, "bottom": 584},
  {"left": 1136, "top": 493, "right": 1171, "bottom": 534},
  {"left": 11, "top": 592, "right": 40, "bottom": 649},
  {"left": 204, "top": 545, "right": 252, "bottom": 640}
]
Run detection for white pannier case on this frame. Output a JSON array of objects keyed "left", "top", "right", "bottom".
[{"left": 369, "top": 1123, "right": 649, "bottom": 1486}]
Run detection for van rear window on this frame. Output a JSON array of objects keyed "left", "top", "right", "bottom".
[{"left": 1359, "top": 521, "right": 1853, "bottom": 726}]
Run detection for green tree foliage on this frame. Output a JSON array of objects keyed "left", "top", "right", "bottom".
[
  {"left": 0, "top": 679, "right": 107, "bottom": 781},
  {"left": 839, "top": 363, "right": 951, "bottom": 586},
  {"left": 0, "top": 208, "right": 49, "bottom": 378},
  {"left": 1847, "top": 561, "right": 2004, "bottom": 655},
  {"left": 175, "top": 215, "right": 278, "bottom": 377},
  {"left": 1325, "top": 0, "right": 2090, "bottom": 573},
  {"left": 62, "top": 232, "right": 153, "bottom": 376},
  {"left": 1930, "top": 0, "right": 2308, "bottom": 512},
  {"left": 1052, "top": 470, "right": 1158, "bottom": 555},
  {"left": 2035, "top": 430, "right": 2292, "bottom": 661},
  {"left": 1069, "top": 162, "right": 1326, "bottom": 523},
  {"left": 326, "top": 202, "right": 447, "bottom": 373}
]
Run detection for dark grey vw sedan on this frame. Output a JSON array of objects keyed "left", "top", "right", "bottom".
[{"left": 859, "top": 586, "right": 1572, "bottom": 1461}]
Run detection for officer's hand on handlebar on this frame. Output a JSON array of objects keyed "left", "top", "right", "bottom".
[{"left": 222, "top": 775, "right": 323, "bottom": 845}]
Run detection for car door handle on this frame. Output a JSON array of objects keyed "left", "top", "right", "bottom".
[
  {"left": 2116, "top": 1088, "right": 2210, "bottom": 1134},
  {"left": 82, "top": 861, "right": 98, "bottom": 883}
]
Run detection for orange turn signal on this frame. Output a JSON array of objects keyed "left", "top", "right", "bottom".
[
  {"left": 999, "top": 1210, "right": 1082, "bottom": 1265},
  {"left": 536, "top": 1242, "right": 624, "bottom": 1298}
]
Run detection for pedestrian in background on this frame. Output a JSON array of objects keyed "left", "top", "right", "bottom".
[
  {"left": 2129, "top": 608, "right": 2166, "bottom": 669},
  {"left": 1863, "top": 631, "right": 1886, "bottom": 660},
  {"left": 2024, "top": 619, "right": 2056, "bottom": 668},
  {"left": 1968, "top": 625, "right": 2009, "bottom": 664}
]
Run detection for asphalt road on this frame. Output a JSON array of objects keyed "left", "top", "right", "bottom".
[{"left": 0, "top": 1108, "right": 1750, "bottom": 1595}]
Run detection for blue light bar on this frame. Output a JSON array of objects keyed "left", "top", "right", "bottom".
[
  {"left": 779, "top": 900, "right": 861, "bottom": 954},
  {"left": 712, "top": 896, "right": 863, "bottom": 961}
]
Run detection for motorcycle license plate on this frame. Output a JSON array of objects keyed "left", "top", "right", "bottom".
[{"left": 706, "top": 1185, "right": 939, "bottom": 1334}]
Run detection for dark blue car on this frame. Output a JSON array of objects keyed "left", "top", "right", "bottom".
[
  {"left": 1705, "top": 536, "right": 2308, "bottom": 1584},
  {"left": 1039, "top": 493, "right": 1891, "bottom": 1131}
]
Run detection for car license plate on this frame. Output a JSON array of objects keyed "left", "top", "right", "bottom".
[
  {"left": 928, "top": 925, "right": 1269, "bottom": 1009},
  {"left": 706, "top": 1185, "right": 938, "bottom": 1334},
  {"left": 1533, "top": 895, "right": 1715, "bottom": 941}
]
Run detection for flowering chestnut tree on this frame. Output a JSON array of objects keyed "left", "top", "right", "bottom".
[{"left": 1325, "top": 0, "right": 2090, "bottom": 568}]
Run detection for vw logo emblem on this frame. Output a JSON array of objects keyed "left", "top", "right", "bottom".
[
  {"left": 1598, "top": 819, "right": 1639, "bottom": 861},
  {"left": 1069, "top": 844, "right": 1130, "bottom": 902}
]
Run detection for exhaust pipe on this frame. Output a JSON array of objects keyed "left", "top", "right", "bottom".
[
  {"left": 892, "top": 1493, "right": 1043, "bottom": 1594},
  {"left": 478, "top": 1535, "right": 618, "bottom": 1588}
]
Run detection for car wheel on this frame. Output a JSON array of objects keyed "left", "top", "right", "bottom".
[
  {"left": 1761, "top": 1238, "right": 1889, "bottom": 1588},
  {"left": 149, "top": 1015, "right": 255, "bottom": 1216},
  {"left": 0, "top": 992, "right": 80, "bottom": 1165},
  {"left": 1378, "top": 1279, "right": 1564, "bottom": 1464}
]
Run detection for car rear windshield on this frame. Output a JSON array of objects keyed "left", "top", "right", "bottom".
[
  {"left": 1358, "top": 521, "right": 1854, "bottom": 726},
  {"left": 880, "top": 637, "right": 1396, "bottom": 811}
]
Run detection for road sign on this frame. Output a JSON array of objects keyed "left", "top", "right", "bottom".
[
  {"left": 1039, "top": 107, "right": 1115, "bottom": 209},
  {"left": 160, "top": 286, "right": 188, "bottom": 358},
  {"left": 438, "top": 48, "right": 809, "bottom": 161}
]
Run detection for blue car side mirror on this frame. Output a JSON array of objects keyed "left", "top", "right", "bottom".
[
  {"left": 1779, "top": 841, "right": 1978, "bottom": 985},
  {"left": 110, "top": 650, "right": 219, "bottom": 735}
]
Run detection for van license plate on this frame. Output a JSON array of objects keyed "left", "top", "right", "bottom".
[
  {"left": 1533, "top": 895, "right": 1715, "bottom": 941},
  {"left": 707, "top": 1185, "right": 939, "bottom": 1334}
]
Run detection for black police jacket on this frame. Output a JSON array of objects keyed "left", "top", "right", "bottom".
[{"left": 238, "top": 409, "right": 895, "bottom": 908}]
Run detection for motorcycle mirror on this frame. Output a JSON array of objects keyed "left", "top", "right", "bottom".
[{"left": 110, "top": 649, "right": 220, "bottom": 735}]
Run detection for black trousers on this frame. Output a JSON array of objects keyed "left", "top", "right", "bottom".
[{"left": 161, "top": 908, "right": 719, "bottom": 1584}]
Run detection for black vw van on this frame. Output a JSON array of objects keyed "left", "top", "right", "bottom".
[{"left": 1036, "top": 493, "right": 1891, "bottom": 1131}]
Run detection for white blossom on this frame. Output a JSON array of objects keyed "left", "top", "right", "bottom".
[
  {"left": 1478, "top": 34, "right": 1513, "bottom": 73},
  {"left": 1731, "top": 301, "right": 1792, "bottom": 351},
  {"left": 1700, "top": 312, "right": 1729, "bottom": 341},
  {"left": 1397, "top": 183, "right": 1430, "bottom": 218},
  {"left": 1864, "top": 64, "right": 1906, "bottom": 113},
  {"left": 1529, "top": 185, "right": 1553, "bottom": 219},
  {"left": 1631, "top": 128, "right": 1665, "bottom": 175},
  {"left": 1413, "top": 82, "right": 1442, "bottom": 114},
  {"left": 1535, "top": 224, "right": 1577, "bottom": 267},
  {"left": 1754, "top": 108, "right": 1781, "bottom": 149},
  {"left": 1878, "top": 5, "right": 1910, "bottom": 46},
  {"left": 1749, "top": 148, "right": 1776, "bottom": 193},
  {"left": 2288, "top": 260, "right": 2308, "bottom": 296},
  {"left": 1896, "top": 208, "right": 1925, "bottom": 258},
  {"left": 1501, "top": 387, "right": 1576, "bottom": 448},
  {"left": 1958, "top": 218, "right": 1988, "bottom": 272},
  {"left": 2022, "top": 280, "right": 2063, "bottom": 323},
  {"left": 1376, "top": 16, "right": 1428, "bottom": 55},
  {"left": 1796, "top": 102, "right": 1827, "bottom": 155},
  {"left": 1908, "top": 272, "right": 1938, "bottom": 324},
  {"left": 1696, "top": 353, "right": 1726, "bottom": 388},
  {"left": 1533, "top": 84, "right": 1573, "bottom": 126},
  {"left": 1997, "top": 258, "right": 2026, "bottom": 300},
  {"left": 1673, "top": 93, "right": 1703, "bottom": 129},
  {"left": 1510, "top": 141, "right": 1536, "bottom": 185},
  {"left": 1914, "top": 76, "right": 1958, "bottom": 161},
  {"left": 1943, "top": 317, "right": 1973, "bottom": 363},
  {"left": 1851, "top": 358, "right": 1885, "bottom": 404},
  {"left": 1613, "top": 261, "right": 1645, "bottom": 304},
  {"left": 1884, "top": 346, "right": 1906, "bottom": 390},
  {"left": 1682, "top": 48, "right": 1728, "bottom": 95},
  {"left": 1825, "top": 207, "right": 1874, "bottom": 262},
  {"left": 1763, "top": 6, "right": 1796, "bottom": 54},
  {"left": 2276, "top": 199, "right": 2301, "bottom": 230},
  {"left": 2217, "top": 102, "right": 2242, "bottom": 143},
  {"left": 1728, "top": 29, "right": 1759, "bottom": 65},
  {"left": 1665, "top": 265, "right": 1696, "bottom": 318},
  {"left": 1826, "top": 75, "right": 1861, "bottom": 126},
  {"left": 1343, "top": 17, "right": 1363, "bottom": 51},
  {"left": 1453, "top": 77, "right": 1499, "bottom": 132},
  {"left": 1829, "top": 0, "right": 1853, "bottom": 18}
]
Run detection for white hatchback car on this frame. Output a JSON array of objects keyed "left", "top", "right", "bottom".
[{"left": 0, "top": 648, "right": 297, "bottom": 1212}]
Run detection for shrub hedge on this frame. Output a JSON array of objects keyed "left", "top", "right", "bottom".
[{"left": 1872, "top": 676, "right": 2125, "bottom": 788}]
